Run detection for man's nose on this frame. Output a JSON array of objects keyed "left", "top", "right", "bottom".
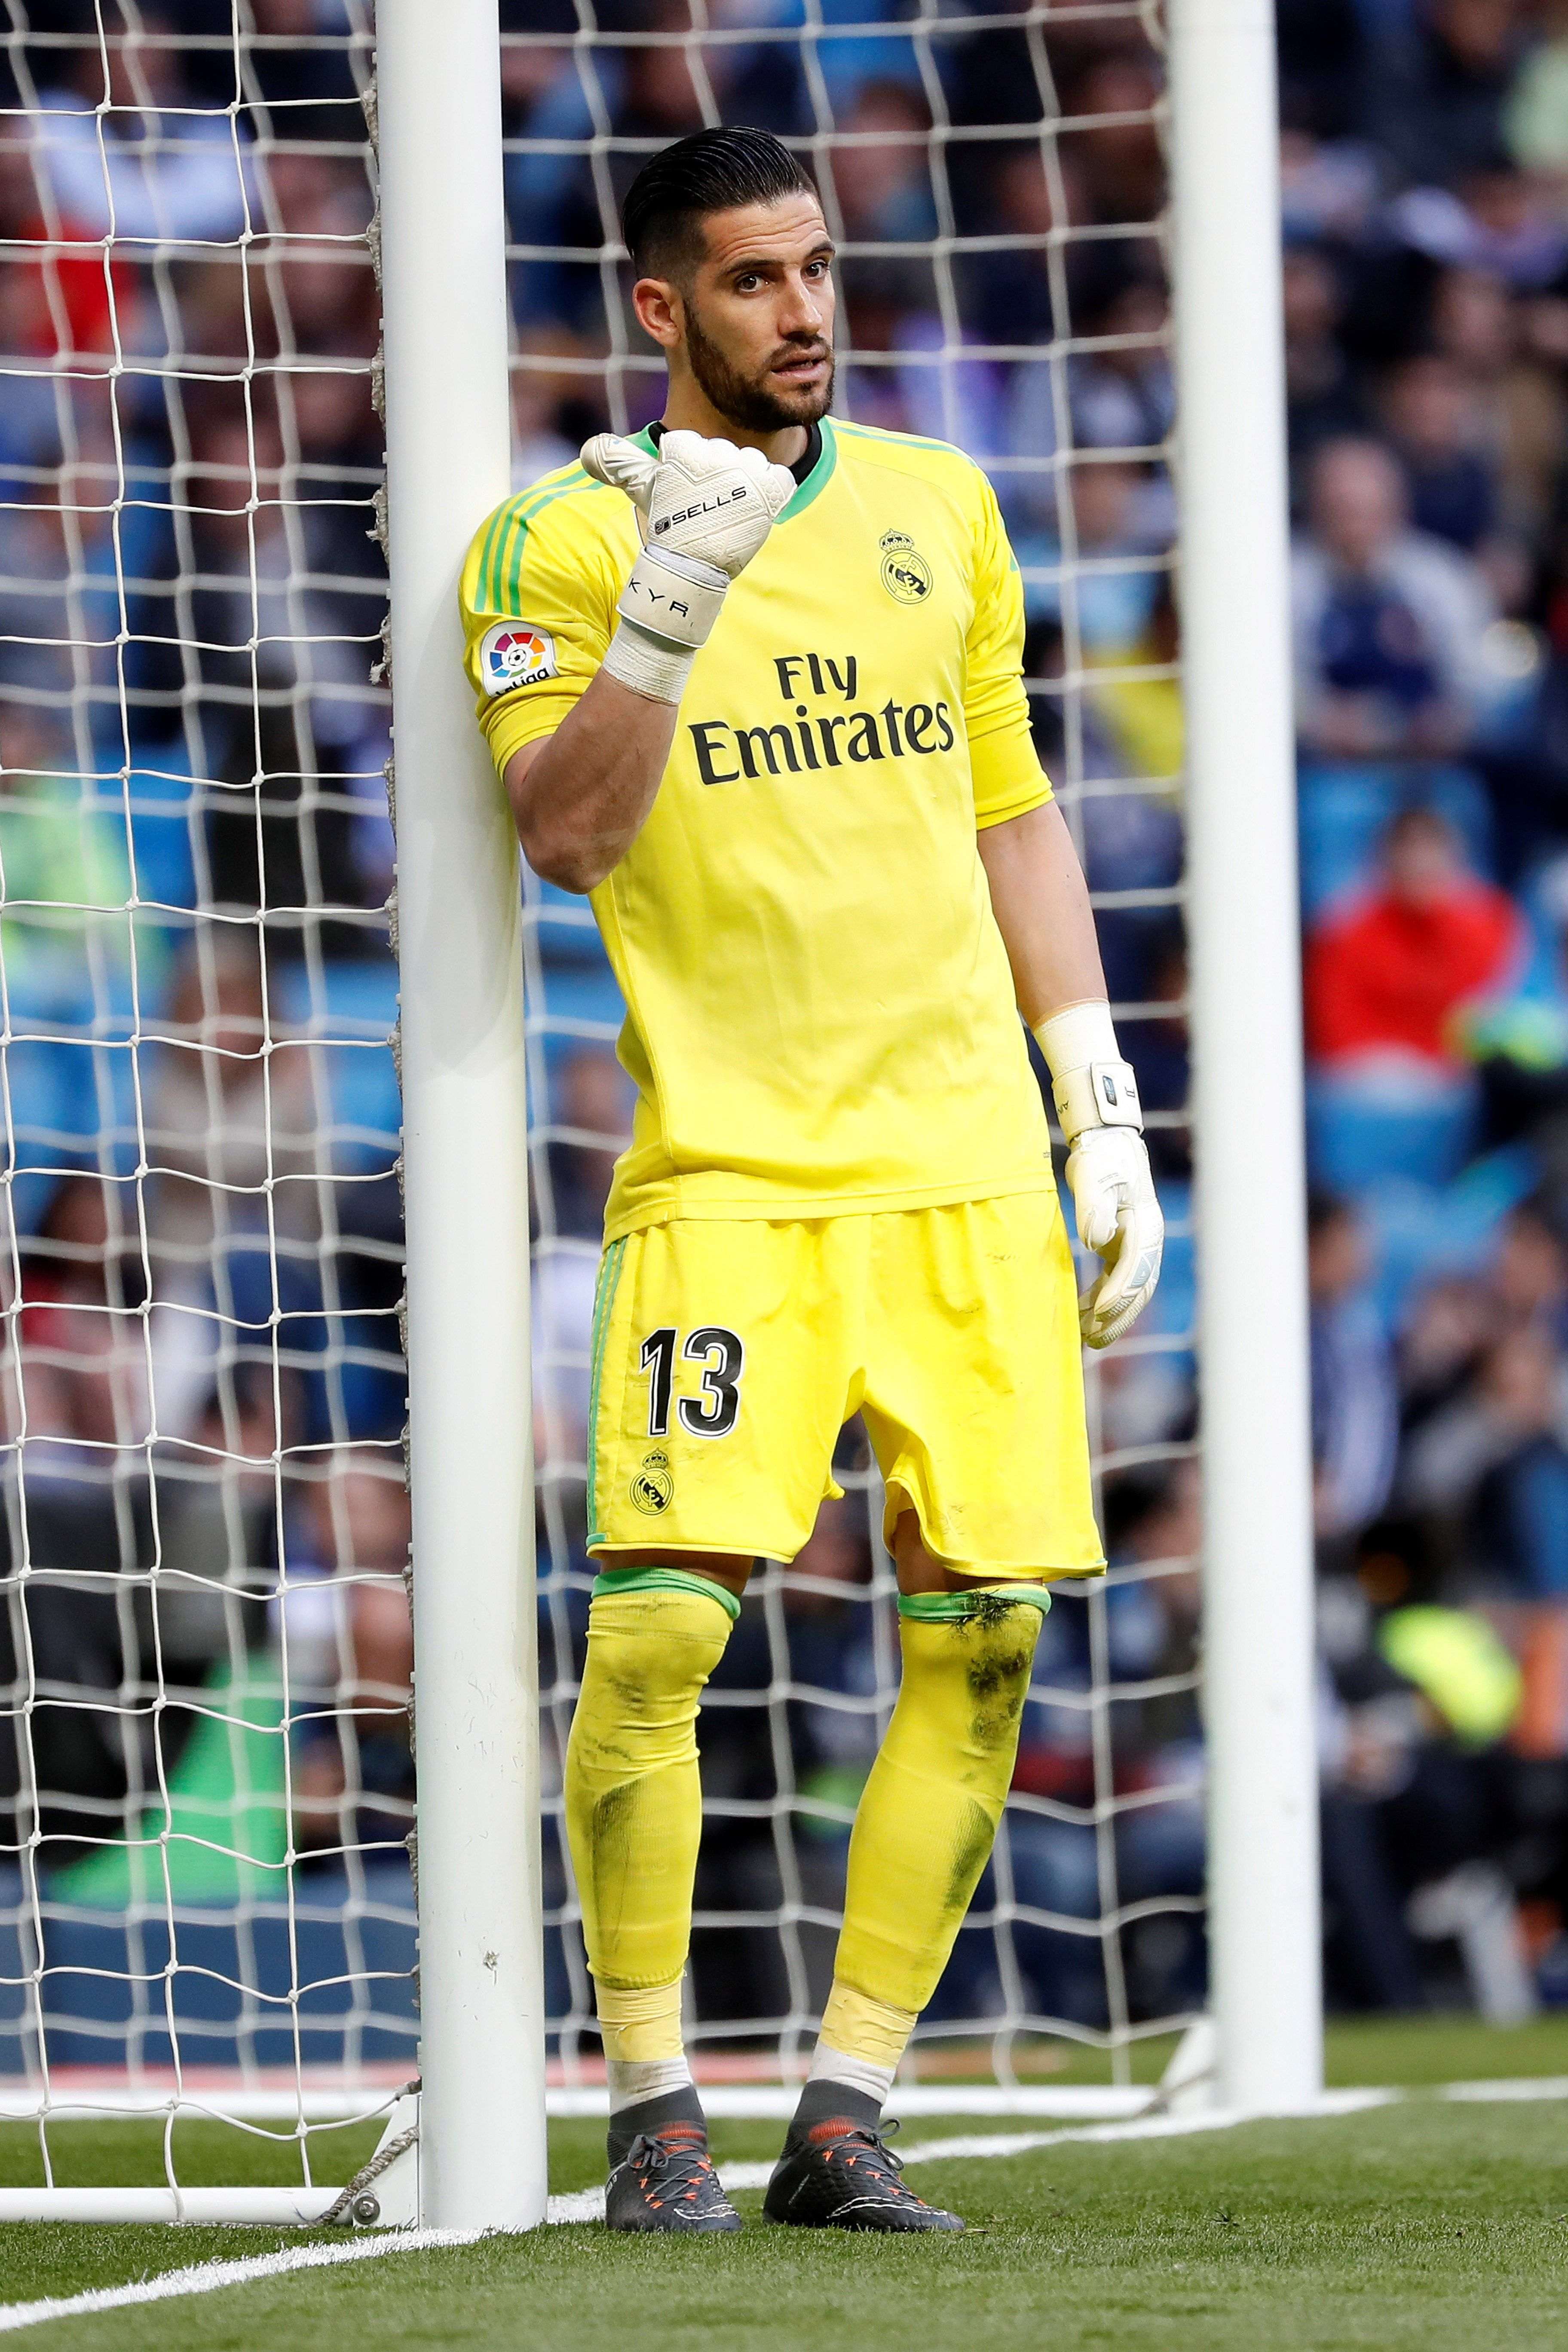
[{"left": 777, "top": 274, "right": 827, "bottom": 336}]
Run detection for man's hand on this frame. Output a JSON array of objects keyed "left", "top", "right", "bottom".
[
  {"left": 582, "top": 429, "right": 795, "bottom": 703},
  {"left": 1033, "top": 998, "right": 1164, "bottom": 1349},
  {"left": 1062, "top": 1124, "right": 1164, "bottom": 1349}
]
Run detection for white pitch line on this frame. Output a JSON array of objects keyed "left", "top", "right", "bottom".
[
  {"left": 1439, "top": 2076, "right": 1568, "bottom": 2103},
  {"left": 548, "top": 2083, "right": 1159, "bottom": 2122},
  {"left": 0, "top": 2082, "right": 1562, "bottom": 2334},
  {"left": 0, "top": 2229, "right": 486, "bottom": 2336}
]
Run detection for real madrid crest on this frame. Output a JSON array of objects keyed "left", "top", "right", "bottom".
[
  {"left": 631, "top": 1448, "right": 674, "bottom": 1515},
  {"left": 879, "top": 529, "right": 932, "bottom": 604}
]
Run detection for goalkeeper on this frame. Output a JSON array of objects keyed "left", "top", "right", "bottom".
[{"left": 461, "top": 126, "right": 1163, "bottom": 2235}]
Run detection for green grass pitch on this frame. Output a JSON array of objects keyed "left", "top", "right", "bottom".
[{"left": 3, "top": 2019, "right": 1567, "bottom": 2349}]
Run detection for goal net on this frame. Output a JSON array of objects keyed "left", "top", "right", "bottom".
[
  {"left": 0, "top": 0, "right": 1202, "bottom": 2212},
  {"left": 0, "top": 0, "right": 411, "bottom": 2209}
]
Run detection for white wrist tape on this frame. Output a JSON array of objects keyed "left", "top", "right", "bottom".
[
  {"left": 601, "top": 617, "right": 695, "bottom": 704},
  {"left": 600, "top": 542, "right": 729, "bottom": 704},
  {"left": 1033, "top": 999, "right": 1143, "bottom": 1141}
]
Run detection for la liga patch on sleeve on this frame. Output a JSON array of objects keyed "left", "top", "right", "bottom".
[{"left": 479, "top": 621, "right": 557, "bottom": 695}]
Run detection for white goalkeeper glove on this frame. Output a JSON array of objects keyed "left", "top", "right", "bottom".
[
  {"left": 580, "top": 428, "right": 796, "bottom": 704},
  {"left": 1035, "top": 1000, "right": 1164, "bottom": 1350}
]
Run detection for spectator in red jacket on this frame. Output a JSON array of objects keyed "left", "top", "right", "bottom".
[{"left": 1307, "top": 805, "right": 1523, "bottom": 1074}]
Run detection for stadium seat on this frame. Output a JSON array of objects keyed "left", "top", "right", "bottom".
[
  {"left": 0, "top": 1865, "right": 32, "bottom": 2073},
  {"left": 527, "top": 876, "right": 611, "bottom": 970},
  {"left": 1359, "top": 1144, "right": 1540, "bottom": 1330},
  {"left": 35, "top": 1867, "right": 418, "bottom": 2070},
  {"left": 273, "top": 956, "right": 401, "bottom": 1170},
  {"left": 526, "top": 962, "right": 626, "bottom": 1088},
  {"left": 1306, "top": 1069, "right": 1482, "bottom": 1191},
  {"left": 1298, "top": 763, "right": 1496, "bottom": 920},
  {"left": 116, "top": 750, "right": 199, "bottom": 919}
]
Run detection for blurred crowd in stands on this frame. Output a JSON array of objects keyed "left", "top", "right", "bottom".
[{"left": 9, "top": 0, "right": 1568, "bottom": 2073}]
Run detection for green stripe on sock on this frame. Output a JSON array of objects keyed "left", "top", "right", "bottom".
[
  {"left": 897, "top": 1585, "right": 1053, "bottom": 1623},
  {"left": 592, "top": 1565, "right": 742, "bottom": 1622}
]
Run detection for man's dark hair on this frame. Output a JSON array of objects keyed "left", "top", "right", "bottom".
[{"left": 621, "top": 126, "right": 817, "bottom": 281}]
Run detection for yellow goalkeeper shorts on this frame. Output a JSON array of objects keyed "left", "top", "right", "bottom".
[{"left": 585, "top": 1190, "right": 1104, "bottom": 1577}]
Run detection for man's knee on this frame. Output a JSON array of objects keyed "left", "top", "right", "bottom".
[
  {"left": 594, "top": 1547, "right": 753, "bottom": 1601},
  {"left": 893, "top": 1583, "right": 1049, "bottom": 1765},
  {"left": 573, "top": 1569, "right": 740, "bottom": 1773}
]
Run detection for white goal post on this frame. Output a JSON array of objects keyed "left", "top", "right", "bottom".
[
  {"left": 376, "top": 0, "right": 546, "bottom": 2231},
  {"left": 1169, "top": 0, "right": 1321, "bottom": 2115}
]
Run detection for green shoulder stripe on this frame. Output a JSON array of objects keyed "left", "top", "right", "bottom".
[
  {"left": 473, "top": 501, "right": 514, "bottom": 614},
  {"left": 481, "top": 465, "right": 593, "bottom": 612},
  {"left": 834, "top": 418, "right": 968, "bottom": 463}
]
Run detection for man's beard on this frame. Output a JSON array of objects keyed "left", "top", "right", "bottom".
[{"left": 684, "top": 305, "right": 835, "bottom": 433}]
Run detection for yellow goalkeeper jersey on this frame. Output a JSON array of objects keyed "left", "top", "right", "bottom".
[{"left": 460, "top": 416, "right": 1055, "bottom": 1243}]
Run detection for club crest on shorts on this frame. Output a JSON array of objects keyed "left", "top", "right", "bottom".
[
  {"left": 631, "top": 1448, "right": 674, "bottom": 1515},
  {"left": 479, "top": 620, "right": 557, "bottom": 695},
  {"left": 879, "top": 529, "right": 932, "bottom": 605}
]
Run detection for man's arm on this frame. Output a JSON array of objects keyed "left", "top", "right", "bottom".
[
  {"left": 976, "top": 799, "right": 1105, "bottom": 1023},
  {"left": 978, "top": 798, "right": 1164, "bottom": 1349},
  {"left": 499, "top": 428, "right": 795, "bottom": 893},
  {"left": 504, "top": 671, "right": 677, "bottom": 894}
]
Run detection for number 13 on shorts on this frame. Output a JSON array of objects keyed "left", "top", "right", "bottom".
[
  {"left": 586, "top": 1226, "right": 790, "bottom": 1554},
  {"left": 638, "top": 1325, "right": 744, "bottom": 1438}
]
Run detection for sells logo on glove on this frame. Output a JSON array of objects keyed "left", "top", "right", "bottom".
[
  {"left": 653, "top": 486, "right": 750, "bottom": 536},
  {"left": 480, "top": 622, "right": 557, "bottom": 696}
]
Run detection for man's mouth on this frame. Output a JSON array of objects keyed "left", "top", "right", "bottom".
[{"left": 770, "top": 348, "right": 829, "bottom": 381}]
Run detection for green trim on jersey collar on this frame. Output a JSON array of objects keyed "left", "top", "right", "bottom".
[
  {"left": 779, "top": 415, "right": 836, "bottom": 521},
  {"left": 631, "top": 416, "right": 837, "bottom": 524}
]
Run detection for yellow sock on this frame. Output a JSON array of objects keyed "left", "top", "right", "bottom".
[
  {"left": 594, "top": 1977, "right": 685, "bottom": 2064},
  {"left": 594, "top": 1977, "right": 692, "bottom": 2114},
  {"left": 806, "top": 1981, "right": 919, "bottom": 2108},
  {"left": 819, "top": 1980, "right": 915, "bottom": 2069},
  {"left": 564, "top": 1566, "right": 738, "bottom": 1992},
  {"left": 832, "top": 1589, "right": 1049, "bottom": 2021}
]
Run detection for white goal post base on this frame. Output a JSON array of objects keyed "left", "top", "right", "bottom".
[
  {"left": 0, "top": 2091, "right": 423, "bottom": 2230},
  {"left": 0, "top": 2189, "right": 354, "bottom": 2227}
]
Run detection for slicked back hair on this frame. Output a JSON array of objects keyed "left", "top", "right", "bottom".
[{"left": 621, "top": 127, "right": 819, "bottom": 283}]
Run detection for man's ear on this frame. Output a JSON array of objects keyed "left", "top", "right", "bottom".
[{"left": 631, "top": 274, "right": 683, "bottom": 350}]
